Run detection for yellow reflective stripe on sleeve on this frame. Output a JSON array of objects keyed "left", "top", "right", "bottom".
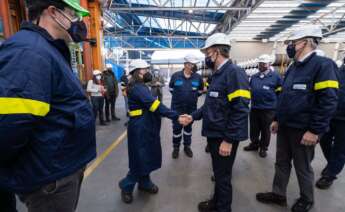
[
  {"left": 149, "top": 99, "right": 161, "bottom": 112},
  {"left": 314, "top": 80, "right": 339, "bottom": 91},
  {"left": 227, "top": 89, "right": 251, "bottom": 102},
  {"left": 0, "top": 97, "right": 50, "bottom": 116},
  {"left": 275, "top": 86, "right": 282, "bottom": 92},
  {"left": 129, "top": 109, "right": 143, "bottom": 117}
]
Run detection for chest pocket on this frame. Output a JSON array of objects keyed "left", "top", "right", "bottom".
[
  {"left": 191, "top": 81, "right": 199, "bottom": 91},
  {"left": 174, "top": 80, "right": 183, "bottom": 87},
  {"left": 206, "top": 87, "right": 227, "bottom": 129}
]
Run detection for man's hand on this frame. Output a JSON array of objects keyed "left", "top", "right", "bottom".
[
  {"left": 219, "top": 141, "right": 232, "bottom": 157},
  {"left": 270, "top": 121, "right": 279, "bottom": 134},
  {"left": 301, "top": 131, "right": 319, "bottom": 146},
  {"left": 178, "top": 114, "right": 193, "bottom": 126}
]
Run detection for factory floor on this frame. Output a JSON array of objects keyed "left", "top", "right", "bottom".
[{"left": 18, "top": 90, "right": 345, "bottom": 212}]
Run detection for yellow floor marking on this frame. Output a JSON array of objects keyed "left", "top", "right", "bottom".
[{"left": 84, "top": 131, "right": 127, "bottom": 179}]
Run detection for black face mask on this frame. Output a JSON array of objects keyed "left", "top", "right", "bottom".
[
  {"left": 143, "top": 72, "right": 153, "bottom": 83},
  {"left": 286, "top": 43, "right": 296, "bottom": 59},
  {"left": 67, "top": 20, "right": 88, "bottom": 43},
  {"left": 205, "top": 56, "right": 215, "bottom": 69},
  {"left": 54, "top": 9, "right": 88, "bottom": 43}
]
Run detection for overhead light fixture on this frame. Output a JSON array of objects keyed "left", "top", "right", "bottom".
[{"left": 188, "top": 9, "right": 193, "bottom": 14}]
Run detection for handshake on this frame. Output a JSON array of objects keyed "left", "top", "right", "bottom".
[{"left": 178, "top": 114, "right": 193, "bottom": 126}]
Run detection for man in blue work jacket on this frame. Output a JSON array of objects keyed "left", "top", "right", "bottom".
[
  {"left": 169, "top": 54, "right": 204, "bottom": 158},
  {"left": 183, "top": 33, "right": 250, "bottom": 212},
  {"left": 256, "top": 25, "right": 338, "bottom": 212},
  {"left": 0, "top": 0, "right": 96, "bottom": 211},
  {"left": 244, "top": 54, "right": 282, "bottom": 158},
  {"left": 316, "top": 58, "right": 345, "bottom": 190}
]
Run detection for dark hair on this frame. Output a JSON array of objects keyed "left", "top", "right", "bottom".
[
  {"left": 128, "top": 69, "right": 143, "bottom": 91},
  {"left": 25, "top": 0, "right": 66, "bottom": 20},
  {"left": 213, "top": 45, "right": 231, "bottom": 58}
]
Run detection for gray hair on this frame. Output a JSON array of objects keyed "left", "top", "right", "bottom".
[
  {"left": 213, "top": 45, "right": 231, "bottom": 58},
  {"left": 306, "top": 37, "right": 320, "bottom": 49}
]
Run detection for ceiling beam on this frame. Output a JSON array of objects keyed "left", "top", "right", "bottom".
[{"left": 109, "top": 6, "right": 250, "bottom": 11}]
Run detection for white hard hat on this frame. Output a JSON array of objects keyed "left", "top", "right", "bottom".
[
  {"left": 129, "top": 59, "right": 150, "bottom": 74},
  {"left": 184, "top": 54, "right": 199, "bottom": 64},
  {"left": 93, "top": 70, "right": 101, "bottom": 75},
  {"left": 105, "top": 63, "right": 113, "bottom": 69},
  {"left": 258, "top": 54, "right": 272, "bottom": 64},
  {"left": 201, "top": 33, "right": 231, "bottom": 52},
  {"left": 286, "top": 25, "right": 323, "bottom": 42}
]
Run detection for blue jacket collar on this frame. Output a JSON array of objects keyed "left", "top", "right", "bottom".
[{"left": 20, "top": 22, "right": 71, "bottom": 65}]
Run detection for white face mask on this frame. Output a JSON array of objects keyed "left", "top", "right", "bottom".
[{"left": 96, "top": 76, "right": 101, "bottom": 80}]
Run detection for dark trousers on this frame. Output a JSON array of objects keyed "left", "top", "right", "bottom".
[
  {"left": 272, "top": 126, "right": 315, "bottom": 203},
  {"left": 0, "top": 190, "right": 17, "bottom": 212},
  {"left": 19, "top": 169, "right": 84, "bottom": 212},
  {"left": 319, "top": 119, "right": 345, "bottom": 179},
  {"left": 208, "top": 138, "right": 239, "bottom": 212},
  {"left": 105, "top": 93, "right": 117, "bottom": 120},
  {"left": 249, "top": 109, "right": 275, "bottom": 150},
  {"left": 172, "top": 120, "right": 192, "bottom": 148},
  {"left": 91, "top": 96, "right": 105, "bottom": 124},
  {"left": 119, "top": 171, "right": 154, "bottom": 193}
]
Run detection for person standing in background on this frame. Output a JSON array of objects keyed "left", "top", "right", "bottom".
[
  {"left": 169, "top": 54, "right": 204, "bottom": 159},
  {"left": 103, "top": 64, "right": 120, "bottom": 122},
  {"left": 87, "top": 70, "right": 107, "bottom": 126},
  {"left": 244, "top": 54, "right": 282, "bottom": 158}
]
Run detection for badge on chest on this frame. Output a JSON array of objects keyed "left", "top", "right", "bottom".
[
  {"left": 209, "top": 91, "right": 219, "bottom": 98},
  {"left": 263, "top": 85, "right": 270, "bottom": 90},
  {"left": 292, "top": 84, "right": 307, "bottom": 90}
]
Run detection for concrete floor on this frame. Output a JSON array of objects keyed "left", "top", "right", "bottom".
[{"left": 18, "top": 90, "right": 345, "bottom": 212}]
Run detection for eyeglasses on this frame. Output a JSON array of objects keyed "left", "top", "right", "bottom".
[{"left": 57, "top": 8, "right": 82, "bottom": 22}]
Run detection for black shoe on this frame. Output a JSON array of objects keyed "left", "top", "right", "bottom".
[
  {"left": 256, "top": 192, "right": 287, "bottom": 206},
  {"left": 211, "top": 175, "right": 215, "bottom": 182},
  {"left": 259, "top": 149, "right": 267, "bottom": 158},
  {"left": 205, "top": 145, "right": 210, "bottom": 153},
  {"left": 172, "top": 148, "right": 179, "bottom": 159},
  {"left": 316, "top": 176, "right": 334, "bottom": 190},
  {"left": 198, "top": 199, "right": 217, "bottom": 212},
  {"left": 184, "top": 146, "right": 193, "bottom": 158},
  {"left": 121, "top": 190, "right": 133, "bottom": 204},
  {"left": 100, "top": 122, "right": 108, "bottom": 126},
  {"left": 291, "top": 198, "right": 313, "bottom": 212},
  {"left": 105, "top": 119, "right": 111, "bottom": 122},
  {"left": 138, "top": 184, "right": 159, "bottom": 194},
  {"left": 321, "top": 166, "right": 329, "bottom": 176},
  {"left": 244, "top": 143, "right": 259, "bottom": 151},
  {"left": 112, "top": 116, "right": 121, "bottom": 121}
]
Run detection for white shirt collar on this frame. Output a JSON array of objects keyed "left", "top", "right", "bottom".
[
  {"left": 217, "top": 59, "right": 229, "bottom": 71},
  {"left": 298, "top": 50, "right": 315, "bottom": 62}
]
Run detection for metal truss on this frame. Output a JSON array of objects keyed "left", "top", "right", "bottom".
[
  {"left": 103, "top": 0, "right": 251, "bottom": 50},
  {"left": 213, "top": 0, "right": 265, "bottom": 33}
]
